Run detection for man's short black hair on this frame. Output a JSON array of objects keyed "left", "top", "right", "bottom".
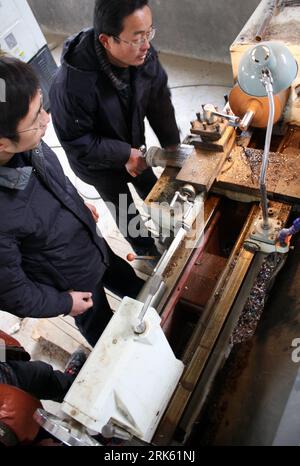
[
  {"left": 0, "top": 56, "right": 39, "bottom": 143},
  {"left": 94, "top": 0, "right": 149, "bottom": 37}
]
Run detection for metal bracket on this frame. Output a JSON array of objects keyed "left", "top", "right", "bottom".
[{"left": 244, "top": 210, "right": 289, "bottom": 254}]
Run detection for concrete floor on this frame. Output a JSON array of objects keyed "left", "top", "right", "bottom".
[{"left": 0, "top": 35, "right": 232, "bottom": 415}]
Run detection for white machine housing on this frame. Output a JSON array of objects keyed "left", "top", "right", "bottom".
[
  {"left": 0, "top": 0, "right": 46, "bottom": 62},
  {"left": 62, "top": 297, "right": 184, "bottom": 442},
  {"left": 0, "top": 0, "right": 57, "bottom": 110}
]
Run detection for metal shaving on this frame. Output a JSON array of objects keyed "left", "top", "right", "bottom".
[
  {"left": 231, "top": 253, "right": 283, "bottom": 345},
  {"left": 241, "top": 147, "right": 297, "bottom": 185}
]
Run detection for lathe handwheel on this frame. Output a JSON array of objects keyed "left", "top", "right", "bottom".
[{"left": 33, "top": 408, "right": 101, "bottom": 446}]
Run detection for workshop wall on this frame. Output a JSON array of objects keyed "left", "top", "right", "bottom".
[{"left": 28, "top": 0, "right": 261, "bottom": 63}]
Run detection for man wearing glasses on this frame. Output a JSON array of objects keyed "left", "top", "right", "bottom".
[
  {"left": 0, "top": 56, "right": 143, "bottom": 347},
  {"left": 50, "top": 0, "right": 180, "bottom": 258}
]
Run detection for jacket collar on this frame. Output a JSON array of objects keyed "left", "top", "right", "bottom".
[
  {"left": 0, "top": 166, "right": 32, "bottom": 190},
  {"left": 0, "top": 143, "right": 44, "bottom": 191},
  {"left": 62, "top": 28, "right": 155, "bottom": 79}
]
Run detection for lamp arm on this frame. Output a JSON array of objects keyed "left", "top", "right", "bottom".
[{"left": 259, "top": 70, "right": 275, "bottom": 230}]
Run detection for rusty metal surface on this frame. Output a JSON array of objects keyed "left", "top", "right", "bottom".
[
  {"left": 192, "top": 233, "right": 300, "bottom": 446},
  {"left": 255, "top": 0, "right": 279, "bottom": 42},
  {"left": 178, "top": 251, "right": 267, "bottom": 442},
  {"left": 153, "top": 204, "right": 257, "bottom": 445},
  {"left": 231, "top": 252, "right": 287, "bottom": 344},
  {"left": 145, "top": 167, "right": 180, "bottom": 205},
  {"left": 231, "top": 0, "right": 300, "bottom": 46},
  {"left": 216, "top": 128, "right": 300, "bottom": 203},
  {"left": 216, "top": 146, "right": 283, "bottom": 194},
  {"left": 153, "top": 200, "right": 292, "bottom": 445},
  {"left": 184, "top": 124, "right": 234, "bottom": 152},
  {"left": 176, "top": 129, "right": 236, "bottom": 191},
  {"left": 274, "top": 127, "right": 300, "bottom": 200},
  {"left": 156, "top": 196, "right": 221, "bottom": 316},
  {"left": 180, "top": 252, "right": 227, "bottom": 309},
  {"left": 190, "top": 119, "right": 227, "bottom": 142}
]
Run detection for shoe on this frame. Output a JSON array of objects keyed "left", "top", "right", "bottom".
[
  {"left": 64, "top": 347, "right": 88, "bottom": 378},
  {"left": 133, "top": 244, "right": 161, "bottom": 259},
  {"left": 133, "top": 244, "right": 162, "bottom": 271}
]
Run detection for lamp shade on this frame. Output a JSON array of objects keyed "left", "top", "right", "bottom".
[{"left": 237, "top": 41, "right": 298, "bottom": 97}]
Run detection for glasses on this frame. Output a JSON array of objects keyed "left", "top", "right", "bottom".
[
  {"left": 114, "top": 27, "right": 156, "bottom": 47},
  {"left": 17, "top": 90, "right": 45, "bottom": 134}
]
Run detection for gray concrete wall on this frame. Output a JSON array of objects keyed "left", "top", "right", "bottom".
[
  {"left": 150, "top": 0, "right": 261, "bottom": 63},
  {"left": 28, "top": 0, "right": 261, "bottom": 63}
]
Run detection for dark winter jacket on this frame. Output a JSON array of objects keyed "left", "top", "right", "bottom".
[
  {"left": 49, "top": 28, "right": 180, "bottom": 185},
  {"left": 0, "top": 141, "right": 109, "bottom": 319}
]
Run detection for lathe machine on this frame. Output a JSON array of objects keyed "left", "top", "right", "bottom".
[{"left": 35, "top": 0, "right": 300, "bottom": 446}]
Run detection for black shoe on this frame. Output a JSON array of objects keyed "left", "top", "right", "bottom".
[
  {"left": 133, "top": 244, "right": 161, "bottom": 259},
  {"left": 64, "top": 347, "right": 88, "bottom": 378},
  {"left": 130, "top": 234, "right": 155, "bottom": 253}
]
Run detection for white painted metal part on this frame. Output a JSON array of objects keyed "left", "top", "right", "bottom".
[
  {"left": 0, "top": 0, "right": 46, "bottom": 63},
  {"left": 146, "top": 192, "right": 204, "bottom": 238},
  {"left": 62, "top": 297, "right": 184, "bottom": 442}
]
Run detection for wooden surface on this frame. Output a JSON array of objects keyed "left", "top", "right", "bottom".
[
  {"left": 216, "top": 128, "right": 300, "bottom": 203},
  {"left": 176, "top": 127, "right": 235, "bottom": 191},
  {"left": 145, "top": 167, "right": 180, "bottom": 205},
  {"left": 32, "top": 316, "right": 92, "bottom": 354}
]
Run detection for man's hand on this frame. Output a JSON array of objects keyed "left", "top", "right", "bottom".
[
  {"left": 69, "top": 291, "right": 93, "bottom": 317},
  {"left": 85, "top": 202, "right": 99, "bottom": 223},
  {"left": 277, "top": 227, "right": 293, "bottom": 246},
  {"left": 125, "top": 148, "right": 148, "bottom": 177},
  {"left": 277, "top": 217, "right": 300, "bottom": 245}
]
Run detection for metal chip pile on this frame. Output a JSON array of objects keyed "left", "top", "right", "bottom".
[
  {"left": 231, "top": 253, "right": 283, "bottom": 344},
  {"left": 241, "top": 147, "right": 296, "bottom": 185}
]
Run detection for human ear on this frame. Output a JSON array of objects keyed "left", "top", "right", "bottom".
[
  {"left": 99, "top": 33, "right": 111, "bottom": 50},
  {"left": 0, "top": 138, "right": 8, "bottom": 151}
]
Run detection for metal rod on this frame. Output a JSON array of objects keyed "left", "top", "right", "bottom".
[
  {"left": 170, "top": 191, "right": 180, "bottom": 208},
  {"left": 137, "top": 227, "right": 187, "bottom": 303},
  {"left": 102, "top": 423, "right": 133, "bottom": 440},
  {"left": 134, "top": 228, "right": 188, "bottom": 332},
  {"left": 208, "top": 110, "right": 240, "bottom": 125},
  {"left": 134, "top": 274, "right": 163, "bottom": 334},
  {"left": 255, "top": 0, "right": 278, "bottom": 41},
  {"left": 239, "top": 109, "right": 255, "bottom": 131},
  {"left": 127, "top": 253, "right": 157, "bottom": 261},
  {"left": 155, "top": 227, "right": 187, "bottom": 276},
  {"left": 259, "top": 71, "right": 275, "bottom": 230}
]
